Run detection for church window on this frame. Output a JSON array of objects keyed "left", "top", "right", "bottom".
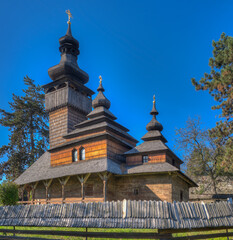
[
  {"left": 79, "top": 147, "right": 85, "bottom": 160},
  {"left": 134, "top": 188, "right": 139, "bottom": 195},
  {"left": 180, "top": 190, "right": 183, "bottom": 202},
  {"left": 172, "top": 159, "right": 175, "bottom": 166},
  {"left": 142, "top": 155, "right": 148, "bottom": 163},
  {"left": 72, "top": 149, "right": 78, "bottom": 162}
]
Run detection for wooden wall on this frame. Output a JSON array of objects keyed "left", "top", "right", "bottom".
[
  {"left": 107, "top": 174, "right": 173, "bottom": 202},
  {"left": 107, "top": 140, "right": 130, "bottom": 162},
  {"left": 49, "top": 106, "right": 87, "bottom": 149},
  {"left": 33, "top": 173, "right": 189, "bottom": 203},
  {"left": 51, "top": 129, "right": 134, "bottom": 166},
  {"left": 126, "top": 152, "right": 167, "bottom": 165},
  {"left": 171, "top": 175, "right": 189, "bottom": 202},
  {"left": 51, "top": 140, "right": 107, "bottom": 166}
]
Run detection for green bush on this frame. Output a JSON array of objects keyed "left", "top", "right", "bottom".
[{"left": 0, "top": 182, "right": 18, "bottom": 205}]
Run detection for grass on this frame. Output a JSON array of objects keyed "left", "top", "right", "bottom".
[{"left": 0, "top": 226, "right": 232, "bottom": 240}]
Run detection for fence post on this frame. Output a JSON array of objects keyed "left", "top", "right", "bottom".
[
  {"left": 86, "top": 227, "right": 88, "bottom": 240},
  {"left": 226, "top": 229, "right": 229, "bottom": 240},
  {"left": 13, "top": 226, "right": 15, "bottom": 237}
]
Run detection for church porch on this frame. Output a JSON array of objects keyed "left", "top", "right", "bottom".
[{"left": 18, "top": 172, "right": 112, "bottom": 205}]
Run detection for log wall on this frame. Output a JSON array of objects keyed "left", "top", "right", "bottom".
[
  {"left": 50, "top": 140, "right": 107, "bottom": 167},
  {"left": 108, "top": 174, "right": 173, "bottom": 202},
  {"left": 33, "top": 173, "right": 189, "bottom": 203}
]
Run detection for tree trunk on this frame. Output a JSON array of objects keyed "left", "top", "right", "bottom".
[
  {"left": 210, "top": 171, "right": 218, "bottom": 195},
  {"left": 30, "top": 113, "right": 34, "bottom": 165}
]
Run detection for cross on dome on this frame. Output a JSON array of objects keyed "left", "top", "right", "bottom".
[{"left": 65, "top": 9, "right": 73, "bottom": 24}]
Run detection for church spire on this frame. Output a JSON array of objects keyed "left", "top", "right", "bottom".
[
  {"left": 48, "top": 10, "right": 89, "bottom": 85},
  {"left": 92, "top": 76, "right": 111, "bottom": 109},
  {"left": 146, "top": 95, "right": 163, "bottom": 132},
  {"left": 65, "top": 9, "right": 72, "bottom": 36}
]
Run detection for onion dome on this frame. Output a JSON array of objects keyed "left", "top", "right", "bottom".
[
  {"left": 92, "top": 76, "right": 111, "bottom": 109},
  {"left": 146, "top": 95, "right": 163, "bottom": 132},
  {"left": 48, "top": 11, "right": 89, "bottom": 84},
  {"left": 58, "top": 22, "right": 80, "bottom": 56}
]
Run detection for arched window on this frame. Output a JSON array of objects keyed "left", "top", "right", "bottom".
[
  {"left": 79, "top": 147, "right": 85, "bottom": 160},
  {"left": 72, "top": 149, "right": 78, "bottom": 162}
]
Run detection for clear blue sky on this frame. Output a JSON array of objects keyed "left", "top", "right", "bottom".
[{"left": 0, "top": 0, "right": 232, "bottom": 159}]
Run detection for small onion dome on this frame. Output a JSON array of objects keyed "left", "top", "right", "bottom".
[
  {"left": 59, "top": 22, "right": 80, "bottom": 56},
  {"left": 92, "top": 76, "right": 111, "bottom": 109},
  {"left": 146, "top": 95, "right": 163, "bottom": 132}
]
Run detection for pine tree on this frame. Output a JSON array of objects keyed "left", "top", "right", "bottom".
[
  {"left": 192, "top": 33, "right": 233, "bottom": 174},
  {"left": 0, "top": 76, "right": 48, "bottom": 180}
]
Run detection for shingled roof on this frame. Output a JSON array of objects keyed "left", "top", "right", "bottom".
[
  {"left": 15, "top": 151, "right": 196, "bottom": 186},
  {"left": 0, "top": 200, "right": 232, "bottom": 229},
  {"left": 14, "top": 152, "right": 122, "bottom": 185}
]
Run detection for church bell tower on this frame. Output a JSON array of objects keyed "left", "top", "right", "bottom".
[{"left": 43, "top": 11, "right": 94, "bottom": 148}]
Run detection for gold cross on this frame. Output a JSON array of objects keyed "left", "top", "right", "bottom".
[
  {"left": 99, "top": 75, "right": 102, "bottom": 84},
  {"left": 65, "top": 9, "right": 73, "bottom": 24},
  {"left": 153, "top": 94, "right": 155, "bottom": 104}
]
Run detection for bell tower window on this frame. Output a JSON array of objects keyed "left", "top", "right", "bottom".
[
  {"left": 79, "top": 147, "right": 85, "bottom": 160},
  {"left": 72, "top": 149, "right": 78, "bottom": 162},
  {"left": 142, "top": 155, "right": 148, "bottom": 163}
]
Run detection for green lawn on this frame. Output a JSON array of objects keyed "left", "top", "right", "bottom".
[{"left": 0, "top": 226, "right": 232, "bottom": 240}]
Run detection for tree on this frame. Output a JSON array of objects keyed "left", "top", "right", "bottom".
[
  {"left": 0, "top": 76, "right": 49, "bottom": 180},
  {"left": 175, "top": 117, "right": 224, "bottom": 194},
  {"left": 0, "top": 181, "right": 18, "bottom": 206},
  {"left": 192, "top": 33, "right": 233, "bottom": 174}
]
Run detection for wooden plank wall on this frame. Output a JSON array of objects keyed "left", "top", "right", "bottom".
[
  {"left": 109, "top": 174, "right": 173, "bottom": 202},
  {"left": 107, "top": 140, "right": 130, "bottom": 161},
  {"left": 126, "top": 152, "right": 167, "bottom": 165},
  {"left": 51, "top": 140, "right": 107, "bottom": 166}
]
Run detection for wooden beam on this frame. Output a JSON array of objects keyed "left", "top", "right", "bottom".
[
  {"left": 77, "top": 173, "right": 91, "bottom": 200},
  {"left": 31, "top": 182, "right": 39, "bottom": 204},
  {"left": 43, "top": 179, "right": 53, "bottom": 204},
  {"left": 21, "top": 185, "right": 25, "bottom": 201},
  {"left": 58, "top": 176, "right": 70, "bottom": 186},
  {"left": 98, "top": 172, "right": 112, "bottom": 202},
  {"left": 83, "top": 173, "right": 91, "bottom": 184},
  {"left": 43, "top": 179, "right": 53, "bottom": 188},
  {"left": 58, "top": 176, "right": 70, "bottom": 203},
  {"left": 0, "top": 228, "right": 232, "bottom": 240}
]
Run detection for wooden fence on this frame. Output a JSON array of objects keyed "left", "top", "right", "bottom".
[
  {"left": 0, "top": 200, "right": 232, "bottom": 239},
  {"left": 0, "top": 226, "right": 232, "bottom": 239}
]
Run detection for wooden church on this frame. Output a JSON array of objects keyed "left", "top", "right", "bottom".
[{"left": 15, "top": 16, "right": 197, "bottom": 204}]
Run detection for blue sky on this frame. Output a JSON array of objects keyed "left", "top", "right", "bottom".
[{"left": 0, "top": 0, "right": 232, "bottom": 159}]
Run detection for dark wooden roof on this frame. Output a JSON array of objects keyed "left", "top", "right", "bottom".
[
  {"left": 14, "top": 152, "right": 195, "bottom": 186},
  {"left": 14, "top": 152, "right": 122, "bottom": 185},
  {"left": 124, "top": 140, "right": 168, "bottom": 154},
  {"left": 0, "top": 200, "right": 232, "bottom": 229}
]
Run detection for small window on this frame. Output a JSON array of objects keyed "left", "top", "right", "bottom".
[
  {"left": 172, "top": 159, "right": 175, "bottom": 166},
  {"left": 79, "top": 147, "right": 85, "bottom": 160},
  {"left": 72, "top": 149, "right": 78, "bottom": 162},
  {"left": 142, "top": 155, "right": 148, "bottom": 163},
  {"left": 134, "top": 188, "right": 139, "bottom": 195},
  {"left": 180, "top": 190, "right": 183, "bottom": 202}
]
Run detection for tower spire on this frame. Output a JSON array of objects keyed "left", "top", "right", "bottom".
[
  {"left": 65, "top": 9, "right": 73, "bottom": 24},
  {"left": 146, "top": 95, "right": 163, "bottom": 132},
  {"left": 48, "top": 10, "right": 90, "bottom": 85},
  {"left": 65, "top": 10, "right": 72, "bottom": 36},
  {"left": 92, "top": 75, "right": 110, "bottom": 109}
]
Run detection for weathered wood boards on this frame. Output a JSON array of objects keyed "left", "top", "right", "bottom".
[{"left": 0, "top": 200, "right": 232, "bottom": 230}]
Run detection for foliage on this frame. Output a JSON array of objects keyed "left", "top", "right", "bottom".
[
  {"left": 175, "top": 117, "right": 225, "bottom": 194},
  {"left": 0, "top": 181, "right": 18, "bottom": 206},
  {"left": 191, "top": 33, "right": 233, "bottom": 174},
  {"left": 0, "top": 76, "right": 49, "bottom": 180}
]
